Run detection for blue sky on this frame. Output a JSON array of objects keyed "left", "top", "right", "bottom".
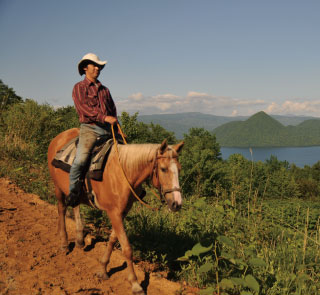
[{"left": 1, "top": 0, "right": 319, "bottom": 117}]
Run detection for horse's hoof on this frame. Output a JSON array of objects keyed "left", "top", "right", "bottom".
[
  {"left": 96, "top": 271, "right": 109, "bottom": 280},
  {"left": 132, "top": 282, "right": 145, "bottom": 295}
]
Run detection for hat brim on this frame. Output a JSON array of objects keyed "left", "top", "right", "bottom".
[{"left": 78, "top": 59, "right": 106, "bottom": 76}]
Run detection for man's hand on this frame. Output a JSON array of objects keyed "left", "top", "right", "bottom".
[{"left": 104, "top": 116, "right": 118, "bottom": 125}]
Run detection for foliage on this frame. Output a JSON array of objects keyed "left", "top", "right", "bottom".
[
  {"left": 0, "top": 79, "right": 23, "bottom": 111},
  {"left": 174, "top": 197, "right": 320, "bottom": 295},
  {"left": 179, "top": 128, "right": 223, "bottom": 197},
  {"left": 1, "top": 99, "right": 78, "bottom": 161}
]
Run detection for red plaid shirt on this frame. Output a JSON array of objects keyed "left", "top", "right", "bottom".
[{"left": 72, "top": 77, "right": 117, "bottom": 124}]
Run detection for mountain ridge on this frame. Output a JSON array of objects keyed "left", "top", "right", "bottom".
[{"left": 138, "top": 112, "right": 318, "bottom": 141}]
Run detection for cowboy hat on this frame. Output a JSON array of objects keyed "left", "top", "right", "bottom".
[{"left": 78, "top": 53, "right": 107, "bottom": 75}]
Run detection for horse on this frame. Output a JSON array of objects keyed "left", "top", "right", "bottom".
[{"left": 47, "top": 128, "right": 184, "bottom": 295}]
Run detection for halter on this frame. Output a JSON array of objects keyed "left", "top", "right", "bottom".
[{"left": 150, "top": 152, "right": 181, "bottom": 200}]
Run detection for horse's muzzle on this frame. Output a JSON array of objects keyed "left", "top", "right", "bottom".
[
  {"left": 164, "top": 188, "right": 182, "bottom": 212},
  {"left": 169, "top": 200, "right": 181, "bottom": 212}
]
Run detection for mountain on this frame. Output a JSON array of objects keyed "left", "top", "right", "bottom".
[
  {"left": 138, "top": 112, "right": 317, "bottom": 140},
  {"left": 138, "top": 112, "right": 246, "bottom": 139},
  {"left": 271, "top": 115, "right": 316, "bottom": 126},
  {"left": 213, "top": 112, "right": 320, "bottom": 147}
]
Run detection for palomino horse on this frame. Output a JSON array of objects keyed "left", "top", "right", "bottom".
[{"left": 47, "top": 128, "right": 184, "bottom": 295}]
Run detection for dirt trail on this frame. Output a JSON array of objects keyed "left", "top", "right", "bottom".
[{"left": 0, "top": 178, "right": 195, "bottom": 295}]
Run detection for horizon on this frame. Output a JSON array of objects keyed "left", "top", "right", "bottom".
[
  {"left": 1, "top": 0, "right": 319, "bottom": 117},
  {"left": 138, "top": 111, "right": 319, "bottom": 119}
]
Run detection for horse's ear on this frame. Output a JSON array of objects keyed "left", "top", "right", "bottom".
[
  {"left": 159, "top": 139, "right": 168, "bottom": 154},
  {"left": 174, "top": 141, "right": 184, "bottom": 154}
]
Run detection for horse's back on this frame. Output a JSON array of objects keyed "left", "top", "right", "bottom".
[
  {"left": 48, "top": 128, "right": 79, "bottom": 182},
  {"left": 48, "top": 128, "right": 79, "bottom": 160}
]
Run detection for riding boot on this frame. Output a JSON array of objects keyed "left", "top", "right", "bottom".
[{"left": 66, "top": 180, "right": 82, "bottom": 207}]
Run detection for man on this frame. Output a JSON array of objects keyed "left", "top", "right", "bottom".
[{"left": 66, "top": 53, "right": 118, "bottom": 207}]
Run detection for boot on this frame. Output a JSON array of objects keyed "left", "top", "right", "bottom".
[{"left": 66, "top": 181, "right": 82, "bottom": 207}]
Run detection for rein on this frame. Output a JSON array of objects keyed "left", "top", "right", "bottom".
[{"left": 111, "top": 124, "right": 163, "bottom": 211}]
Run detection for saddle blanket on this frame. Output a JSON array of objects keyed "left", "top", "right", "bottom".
[{"left": 51, "top": 136, "right": 116, "bottom": 181}]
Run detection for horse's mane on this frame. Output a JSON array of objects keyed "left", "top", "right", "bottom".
[{"left": 116, "top": 143, "right": 159, "bottom": 174}]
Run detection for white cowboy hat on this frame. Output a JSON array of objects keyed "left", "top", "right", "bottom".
[{"left": 78, "top": 53, "right": 107, "bottom": 75}]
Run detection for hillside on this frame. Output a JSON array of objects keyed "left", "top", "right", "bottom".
[
  {"left": 138, "top": 112, "right": 316, "bottom": 139},
  {"left": 213, "top": 111, "right": 320, "bottom": 147}
]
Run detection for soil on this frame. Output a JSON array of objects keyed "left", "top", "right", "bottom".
[{"left": 0, "top": 178, "right": 197, "bottom": 295}]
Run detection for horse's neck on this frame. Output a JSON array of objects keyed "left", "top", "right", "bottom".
[{"left": 117, "top": 144, "right": 158, "bottom": 184}]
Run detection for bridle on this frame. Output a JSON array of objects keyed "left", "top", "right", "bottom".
[{"left": 150, "top": 151, "right": 181, "bottom": 201}]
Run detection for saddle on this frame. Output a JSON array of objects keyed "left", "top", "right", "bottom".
[{"left": 51, "top": 134, "right": 121, "bottom": 181}]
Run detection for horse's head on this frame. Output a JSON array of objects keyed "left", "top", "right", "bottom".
[{"left": 152, "top": 139, "right": 184, "bottom": 212}]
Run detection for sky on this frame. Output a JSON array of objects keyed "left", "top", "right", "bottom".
[{"left": 1, "top": 0, "right": 319, "bottom": 117}]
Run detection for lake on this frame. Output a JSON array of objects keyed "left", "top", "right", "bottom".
[{"left": 221, "top": 146, "right": 320, "bottom": 167}]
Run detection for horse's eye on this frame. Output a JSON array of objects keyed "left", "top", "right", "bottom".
[{"left": 160, "top": 167, "right": 168, "bottom": 173}]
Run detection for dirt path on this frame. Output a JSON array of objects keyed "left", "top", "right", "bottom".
[{"left": 0, "top": 178, "right": 195, "bottom": 295}]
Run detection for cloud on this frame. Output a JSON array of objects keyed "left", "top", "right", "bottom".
[
  {"left": 231, "top": 110, "right": 238, "bottom": 116},
  {"left": 157, "top": 102, "right": 172, "bottom": 111},
  {"left": 234, "top": 99, "right": 265, "bottom": 106},
  {"left": 128, "top": 92, "right": 144, "bottom": 101},
  {"left": 265, "top": 100, "right": 320, "bottom": 116},
  {"left": 187, "top": 91, "right": 211, "bottom": 98},
  {"left": 116, "top": 91, "right": 320, "bottom": 117},
  {"left": 152, "top": 93, "right": 180, "bottom": 100}
]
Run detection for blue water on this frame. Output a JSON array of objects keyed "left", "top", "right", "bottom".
[{"left": 221, "top": 146, "right": 320, "bottom": 167}]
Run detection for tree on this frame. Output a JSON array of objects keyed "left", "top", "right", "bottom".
[
  {"left": 0, "top": 79, "right": 23, "bottom": 111},
  {"left": 179, "top": 128, "right": 222, "bottom": 197}
]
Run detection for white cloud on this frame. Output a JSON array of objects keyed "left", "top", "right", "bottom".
[
  {"left": 265, "top": 100, "right": 320, "bottom": 116},
  {"left": 152, "top": 93, "right": 180, "bottom": 100},
  {"left": 116, "top": 91, "right": 320, "bottom": 117},
  {"left": 128, "top": 92, "right": 144, "bottom": 101},
  {"left": 187, "top": 91, "right": 211, "bottom": 98},
  {"left": 234, "top": 99, "right": 265, "bottom": 106}
]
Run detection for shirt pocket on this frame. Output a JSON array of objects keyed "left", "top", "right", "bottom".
[{"left": 86, "top": 94, "right": 99, "bottom": 107}]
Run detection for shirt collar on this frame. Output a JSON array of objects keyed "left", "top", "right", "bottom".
[{"left": 83, "top": 77, "right": 101, "bottom": 87}]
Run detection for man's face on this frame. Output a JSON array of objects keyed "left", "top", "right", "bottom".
[{"left": 84, "top": 63, "right": 102, "bottom": 81}]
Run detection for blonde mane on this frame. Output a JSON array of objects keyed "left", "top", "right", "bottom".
[
  {"left": 109, "top": 143, "right": 178, "bottom": 180},
  {"left": 116, "top": 143, "right": 159, "bottom": 175}
]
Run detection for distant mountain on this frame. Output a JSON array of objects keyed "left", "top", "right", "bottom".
[
  {"left": 272, "top": 114, "right": 316, "bottom": 126},
  {"left": 138, "top": 112, "right": 317, "bottom": 140},
  {"left": 213, "top": 111, "right": 320, "bottom": 147}
]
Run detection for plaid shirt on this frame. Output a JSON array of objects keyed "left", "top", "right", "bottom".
[{"left": 72, "top": 77, "right": 117, "bottom": 124}]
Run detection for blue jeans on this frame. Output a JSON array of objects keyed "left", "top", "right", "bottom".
[{"left": 69, "top": 123, "right": 112, "bottom": 193}]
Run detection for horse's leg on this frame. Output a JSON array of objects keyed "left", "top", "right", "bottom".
[
  {"left": 98, "top": 200, "right": 135, "bottom": 280},
  {"left": 97, "top": 228, "right": 117, "bottom": 279},
  {"left": 73, "top": 205, "right": 84, "bottom": 248},
  {"left": 109, "top": 212, "right": 145, "bottom": 295},
  {"left": 56, "top": 187, "right": 68, "bottom": 251}
]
